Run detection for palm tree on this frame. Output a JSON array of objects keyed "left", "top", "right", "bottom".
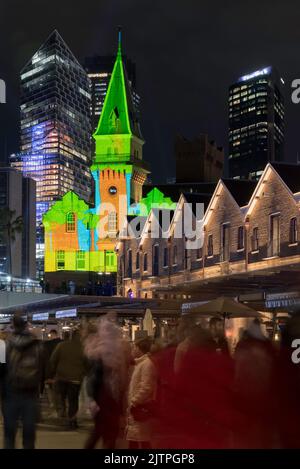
[{"left": 0, "top": 207, "right": 23, "bottom": 291}]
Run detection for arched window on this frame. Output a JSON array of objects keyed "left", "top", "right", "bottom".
[
  {"left": 66, "top": 212, "right": 75, "bottom": 232},
  {"left": 109, "top": 107, "right": 119, "bottom": 131}
]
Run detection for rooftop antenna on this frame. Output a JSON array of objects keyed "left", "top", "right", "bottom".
[{"left": 117, "top": 26, "right": 122, "bottom": 56}]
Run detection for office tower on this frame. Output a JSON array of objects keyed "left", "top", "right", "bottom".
[
  {"left": 84, "top": 55, "right": 140, "bottom": 133},
  {"left": 10, "top": 30, "right": 91, "bottom": 277},
  {"left": 0, "top": 167, "right": 36, "bottom": 279},
  {"left": 175, "top": 134, "right": 224, "bottom": 183},
  {"left": 228, "top": 66, "right": 285, "bottom": 180}
]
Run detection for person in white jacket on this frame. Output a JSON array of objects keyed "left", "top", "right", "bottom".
[{"left": 125, "top": 337, "right": 157, "bottom": 449}]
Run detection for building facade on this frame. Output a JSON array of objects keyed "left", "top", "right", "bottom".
[
  {"left": 42, "top": 32, "right": 149, "bottom": 288},
  {"left": 228, "top": 67, "right": 285, "bottom": 180},
  {"left": 10, "top": 30, "right": 91, "bottom": 276},
  {"left": 175, "top": 134, "right": 224, "bottom": 183},
  {"left": 118, "top": 163, "right": 300, "bottom": 301},
  {"left": 0, "top": 167, "right": 36, "bottom": 279}
]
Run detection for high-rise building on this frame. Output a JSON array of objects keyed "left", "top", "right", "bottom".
[
  {"left": 175, "top": 134, "right": 224, "bottom": 183},
  {"left": 228, "top": 66, "right": 285, "bottom": 180},
  {"left": 0, "top": 167, "right": 36, "bottom": 279},
  {"left": 84, "top": 55, "right": 140, "bottom": 133},
  {"left": 10, "top": 30, "right": 92, "bottom": 277}
]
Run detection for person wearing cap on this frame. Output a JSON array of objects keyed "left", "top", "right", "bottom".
[{"left": 125, "top": 336, "right": 157, "bottom": 449}]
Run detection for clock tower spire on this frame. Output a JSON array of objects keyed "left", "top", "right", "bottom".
[{"left": 91, "top": 28, "right": 149, "bottom": 244}]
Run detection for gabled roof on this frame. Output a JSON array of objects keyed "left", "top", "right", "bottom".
[
  {"left": 139, "top": 208, "right": 175, "bottom": 247},
  {"left": 221, "top": 179, "right": 257, "bottom": 207},
  {"left": 42, "top": 191, "right": 92, "bottom": 228},
  {"left": 182, "top": 192, "right": 213, "bottom": 216},
  {"left": 143, "top": 182, "right": 216, "bottom": 202},
  {"left": 138, "top": 187, "right": 176, "bottom": 216},
  {"left": 246, "top": 163, "right": 298, "bottom": 218},
  {"left": 203, "top": 179, "right": 246, "bottom": 227},
  {"left": 93, "top": 30, "right": 142, "bottom": 140},
  {"left": 270, "top": 163, "right": 300, "bottom": 194}
]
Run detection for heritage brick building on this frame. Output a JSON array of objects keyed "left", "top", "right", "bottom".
[{"left": 117, "top": 163, "right": 300, "bottom": 300}]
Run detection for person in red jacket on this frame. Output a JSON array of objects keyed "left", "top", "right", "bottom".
[
  {"left": 277, "top": 313, "right": 300, "bottom": 448},
  {"left": 152, "top": 325, "right": 236, "bottom": 449}
]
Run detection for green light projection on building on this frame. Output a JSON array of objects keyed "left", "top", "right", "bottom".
[
  {"left": 43, "top": 30, "right": 173, "bottom": 276},
  {"left": 136, "top": 188, "right": 176, "bottom": 216}
]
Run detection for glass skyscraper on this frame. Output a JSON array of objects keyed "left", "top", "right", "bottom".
[
  {"left": 228, "top": 66, "right": 285, "bottom": 180},
  {"left": 10, "top": 30, "right": 91, "bottom": 277}
]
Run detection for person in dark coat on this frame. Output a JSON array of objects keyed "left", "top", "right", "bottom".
[
  {"left": 3, "top": 314, "right": 44, "bottom": 449},
  {"left": 209, "top": 317, "right": 230, "bottom": 354},
  {"left": 49, "top": 329, "right": 88, "bottom": 429},
  {"left": 44, "top": 330, "right": 61, "bottom": 374}
]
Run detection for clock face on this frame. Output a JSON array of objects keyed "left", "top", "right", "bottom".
[{"left": 108, "top": 186, "right": 117, "bottom": 195}]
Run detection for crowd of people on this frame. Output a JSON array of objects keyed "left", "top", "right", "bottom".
[{"left": 0, "top": 311, "right": 299, "bottom": 449}]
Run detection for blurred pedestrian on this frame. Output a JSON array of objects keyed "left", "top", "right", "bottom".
[
  {"left": 173, "top": 317, "right": 194, "bottom": 373},
  {"left": 68, "top": 280, "right": 76, "bottom": 295},
  {"left": 125, "top": 336, "right": 157, "bottom": 449},
  {"left": 233, "top": 319, "right": 277, "bottom": 448},
  {"left": 277, "top": 313, "right": 300, "bottom": 448},
  {"left": 43, "top": 329, "right": 62, "bottom": 417},
  {"left": 84, "top": 312, "right": 131, "bottom": 449},
  {"left": 0, "top": 331, "right": 6, "bottom": 420},
  {"left": 3, "top": 314, "right": 44, "bottom": 449},
  {"left": 49, "top": 328, "right": 87, "bottom": 429},
  {"left": 209, "top": 317, "right": 230, "bottom": 354},
  {"left": 164, "top": 325, "right": 235, "bottom": 448}
]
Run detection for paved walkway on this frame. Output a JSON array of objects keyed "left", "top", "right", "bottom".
[{"left": 0, "top": 423, "right": 90, "bottom": 449}]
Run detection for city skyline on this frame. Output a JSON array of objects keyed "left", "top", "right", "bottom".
[{"left": 1, "top": 1, "right": 300, "bottom": 183}]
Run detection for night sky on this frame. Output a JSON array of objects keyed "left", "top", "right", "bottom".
[{"left": 1, "top": 0, "right": 300, "bottom": 182}]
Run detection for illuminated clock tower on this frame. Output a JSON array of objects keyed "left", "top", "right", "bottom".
[
  {"left": 43, "top": 29, "right": 150, "bottom": 282},
  {"left": 91, "top": 29, "right": 149, "bottom": 252}
]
